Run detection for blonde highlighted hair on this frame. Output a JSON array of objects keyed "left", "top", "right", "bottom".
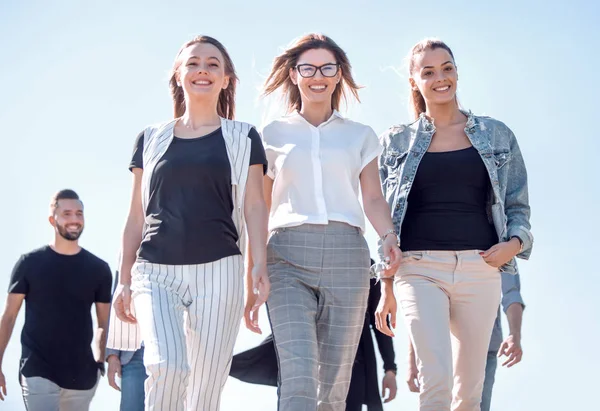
[{"left": 263, "top": 33, "right": 361, "bottom": 113}]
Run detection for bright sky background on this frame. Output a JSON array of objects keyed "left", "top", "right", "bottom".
[{"left": 1, "top": 0, "right": 598, "bottom": 410}]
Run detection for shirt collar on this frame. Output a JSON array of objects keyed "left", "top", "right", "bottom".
[{"left": 290, "top": 109, "right": 345, "bottom": 127}]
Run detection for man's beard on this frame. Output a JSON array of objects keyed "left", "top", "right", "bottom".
[{"left": 57, "top": 223, "right": 83, "bottom": 241}]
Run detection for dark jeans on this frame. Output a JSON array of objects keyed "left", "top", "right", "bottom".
[
  {"left": 120, "top": 347, "right": 147, "bottom": 411},
  {"left": 480, "top": 351, "right": 498, "bottom": 411}
]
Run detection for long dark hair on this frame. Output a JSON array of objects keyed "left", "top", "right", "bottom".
[
  {"left": 263, "top": 33, "right": 361, "bottom": 113},
  {"left": 169, "top": 36, "right": 238, "bottom": 120}
]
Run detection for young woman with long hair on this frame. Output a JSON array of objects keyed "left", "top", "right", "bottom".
[
  {"left": 375, "top": 39, "right": 533, "bottom": 411},
  {"left": 111, "top": 35, "right": 270, "bottom": 411},
  {"left": 249, "top": 33, "right": 401, "bottom": 411}
]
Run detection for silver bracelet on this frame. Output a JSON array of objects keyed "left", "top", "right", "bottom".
[{"left": 380, "top": 229, "right": 398, "bottom": 242}]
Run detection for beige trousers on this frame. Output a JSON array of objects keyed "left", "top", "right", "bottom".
[{"left": 396, "top": 250, "right": 501, "bottom": 411}]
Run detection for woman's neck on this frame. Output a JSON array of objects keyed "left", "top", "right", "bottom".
[
  {"left": 299, "top": 101, "right": 333, "bottom": 127},
  {"left": 425, "top": 100, "right": 464, "bottom": 127},
  {"left": 181, "top": 98, "right": 221, "bottom": 129}
]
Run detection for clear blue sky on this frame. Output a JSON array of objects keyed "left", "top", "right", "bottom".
[{"left": 1, "top": 0, "right": 598, "bottom": 410}]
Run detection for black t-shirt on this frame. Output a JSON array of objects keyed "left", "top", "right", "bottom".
[
  {"left": 8, "top": 246, "right": 112, "bottom": 390},
  {"left": 401, "top": 147, "right": 498, "bottom": 251},
  {"left": 130, "top": 127, "right": 267, "bottom": 265}
]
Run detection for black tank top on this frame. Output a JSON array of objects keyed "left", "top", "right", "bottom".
[{"left": 400, "top": 146, "right": 498, "bottom": 251}]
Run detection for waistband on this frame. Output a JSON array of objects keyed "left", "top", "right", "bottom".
[
  {"left": 133, "top": 254, "right": 242, "bottom": 269},
  {"left": 401, "top": 250, "right": 484, "bottom": 257},
  {"left": 271, "top": 221, "right": 360, "bottom": 235}
]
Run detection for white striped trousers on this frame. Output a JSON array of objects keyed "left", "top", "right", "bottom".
[{"left": 131, "top": 255, "right": 244, "bottom": 411}]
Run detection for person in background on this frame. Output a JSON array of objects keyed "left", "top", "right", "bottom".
[
  {"left": 481, "top": 272, "right": 525, "bottom": 411},
  {"left": 0, "top": 189, "right": 112, "bottom": 411},
  {"left": 106, "top": 266, "right": 146, "bottom": 411},
  {"left": 346, "top": 261, "right": 398, "bottom": 411}
]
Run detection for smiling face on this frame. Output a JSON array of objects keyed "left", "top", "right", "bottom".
[
  {"left": 50, "top": 199, "right": 84, "bottom": 241},
  {"left": 289, "top": 48, "right": 341, "bottom": 109},
  {"left": 176, "top": 42, "right": 230, "bottom": 103},
  {"left": 409, "top": 47, "right": 458, "bottom": 109}
]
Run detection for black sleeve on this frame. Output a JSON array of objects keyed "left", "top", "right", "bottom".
[
  {"left": 129, "top": 130, "right": 145, "bottom": 171},
  {"left": 8, "top": 255, "right": 29, "bottom": 294},
  {"left": 368, "top": 278, "right": 397, "bottom": 372},
  {"left": 95, "top": 262, "right": 113, "bottom": 303},
  {"left": 248, "top": 128, "right": 268, "bottom": 175}
]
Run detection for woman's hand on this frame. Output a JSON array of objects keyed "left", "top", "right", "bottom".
[
  {"left": 113, "top": 283, "right": 136, "bottom": 324},
  {"left": 481, "top": 237, "right": 521, "bottom": 267},
  {"left": 244, "top": 262, "right": 270, "bottom": 334},
  {"left": 382, "top": 234, "right": 402, "bottom": 273}
]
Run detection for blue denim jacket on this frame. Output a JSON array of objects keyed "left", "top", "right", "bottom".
[
  {"left": 378, "top": 111, "right": 533, "bottom": 274},
  {"left": 490, "top": 272, "right": 525, "bottom": 352}
]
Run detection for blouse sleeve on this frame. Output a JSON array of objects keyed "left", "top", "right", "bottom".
[{"left": 360, "top": 126, "right": 383, "bottom": 171}]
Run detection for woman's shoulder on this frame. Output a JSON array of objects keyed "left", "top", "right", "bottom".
[
  {"left": 260, "top": 115, "right": 300, "bottom": 143},
  {"left": 221, "top": 118, "right": 256, "bottom": 134},
  {"left": 338, "top": 117, "right": 377, "bottom": 136},
  {"left": 142, "top": 119, "right": 177, "bottom": 137},
  {"left": 379, "top": 118, "right": 420, "bottom": 147},
  {"left": 471, "top": 113, "right": 513, "bottom": 135},
  {"left": 262, "top": 115, "right": 296, "bottom": 130}
]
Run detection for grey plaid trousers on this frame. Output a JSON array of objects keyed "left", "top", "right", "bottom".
[{"left": 266, "top": 222, "right": 371, "bottom": 411}]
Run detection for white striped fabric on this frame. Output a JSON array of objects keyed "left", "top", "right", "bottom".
[
  {"left": 106, "top": 118, "right": 253, "bottom": 353},
  {"left": 131, "top": 255, "right": 244, "bottom": 411},
  {"left": 106, "top": 293, "right": 141, "bottom": 351},
  {"left": 107, "top": 254, "right": 142, "bottom": 351}
]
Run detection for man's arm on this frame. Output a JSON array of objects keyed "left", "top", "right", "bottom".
[
  {"left": 94, "top": 260, "right": 114, "bottom": 372},
  {"left": 506, "top": 302, "right": 523, "bottom": 338},
  {"left": 498, "top": 272, "right": 525, "bottom": 367},
  {"left": 95, "top": 302, "right": 110, "bottom": 366},
  {"left": 0, "top": 293, "right": 25, "bottom": 400},
  {"left": 506, "top": 303, "right": 524, "bottom": 339},
  {"left": 0, "top": 294, "right": 25, "bottom": 368},
  {"left": 501, "top": 272, "right": 525, "bottom": 314}
]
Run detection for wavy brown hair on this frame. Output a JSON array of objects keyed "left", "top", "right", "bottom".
[
  {"left": 169, "top": 36, "right": 238, "bottom": 120},
  {"left": 263, "top": 33, "right": 361, "bottom": 113},
  {"left": 408, "top": 38, "right": 456, "bottom": 120}
]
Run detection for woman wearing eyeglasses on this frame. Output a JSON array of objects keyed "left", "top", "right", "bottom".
[{"left": 248, "top": 33, "right": 401, "bottom": 411}]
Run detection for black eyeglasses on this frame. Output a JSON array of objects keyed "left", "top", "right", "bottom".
[{"left": 295, "top": 63, "right": 340, "bottom": 78}]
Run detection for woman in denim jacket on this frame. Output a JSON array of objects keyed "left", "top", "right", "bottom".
[{"left": 375, "top": 39, "right": 532, "bottom": 411}]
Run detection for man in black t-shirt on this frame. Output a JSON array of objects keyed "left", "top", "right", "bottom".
[{"left": 0, "top": 189, "right": 112, "bottom": 411}]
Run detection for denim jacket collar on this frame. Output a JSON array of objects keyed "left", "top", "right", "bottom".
[{"left": 417, "top": 109, "right": 476, "bottom": 133}]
